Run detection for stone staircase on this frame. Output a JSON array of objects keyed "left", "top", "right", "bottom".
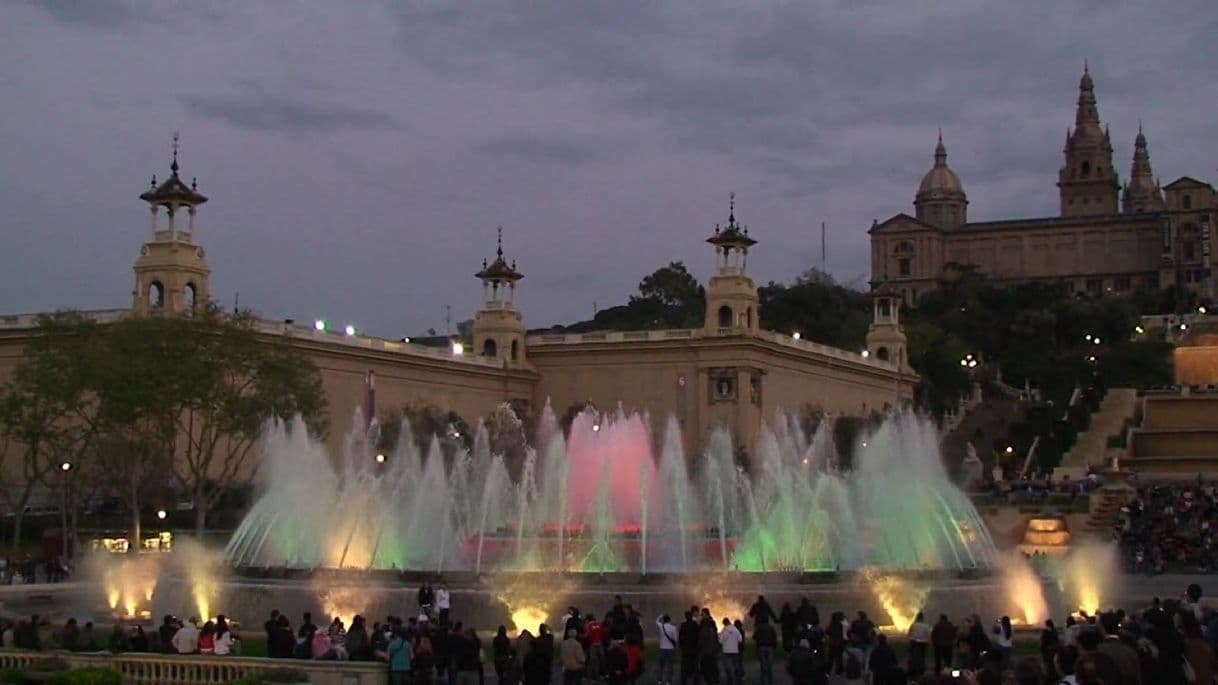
[
  {"left": 1082, "top": 483, "right": 1135, "bottom": 536},
  {"left": 1061, "top": 388, "right": 1138, "bottom": 471}
]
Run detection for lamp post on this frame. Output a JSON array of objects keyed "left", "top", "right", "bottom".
[{"left": 59, "top": 462, "right": 72, "bottom": 560}]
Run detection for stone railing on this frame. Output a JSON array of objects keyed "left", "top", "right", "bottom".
[
  {"left": 0, "top": 649, "right": 386, "bottom": 685},
  {"left": 253, "top": 320, "right": 505, "bottom": 369},
  {"left": 526, "top": 327, "right": 899, "bottom": 372},
  {"left": 0, "top": 307, "right": 505, "bottom": 370},
  {"left": 0, "top": 308, "right": 129, "bottom": 329}
]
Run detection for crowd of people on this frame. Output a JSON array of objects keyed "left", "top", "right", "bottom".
[
  {"left": 5, "top": 583, "right": 1218, "bottom": 684},
  {"left": 1118, "top": 478, "right": 1218, "bottom": 574}
]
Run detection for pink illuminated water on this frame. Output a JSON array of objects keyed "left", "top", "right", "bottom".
[{"left": 564, "top": 411, "right": 655, "bottom": 529}]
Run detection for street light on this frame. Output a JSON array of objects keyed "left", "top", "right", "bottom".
[
  {"left": 344, "top": 324, "right": 356, "bottom": 337},
  {"left": 451, "top": 341, "right": 465, "bottom": 356},
  {"left": 313, "top": 319, "right": 326, "bottom": 331},
  {"left": 960, "top": 354, "right": 978, "bottom": 369},
  {"left": 156, "top": 509, "right": 167, "bottom": 521},
  {"left": 375, "top": 453, "right": 386, "bottom": 464},
  {"left": 792, "top": 332, "right": 801, "bottom": 340},
  {"left": 1005, "top": 446, "right": 1014, "bottom": 455},
  {"left": 60, "top": 462, "right": 72, "bottom": 472}
]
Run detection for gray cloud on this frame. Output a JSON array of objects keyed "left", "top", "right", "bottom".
[
  {"left": 474, "top": 135, "right": 606, "bottom": 167},
  {"left": 18, "top": 0, "right": 136, "bottom": 28},
  {"left": 1, "top": 0, "right": 1216, "bottom": 336},
  {"left": 183, "top": 95, "right": 396, "bottom": 134}
]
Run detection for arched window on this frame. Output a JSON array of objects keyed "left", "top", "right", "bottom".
[
  {"left": 510, "top": 340, "right": 519, "bottom": 361},
  {"left": 745, "top": 307, "right": 753, "bottom": 329},
  {"left": 1080, "top": 161, "right": 1091, "bottom": 177},
  {"left": 876, "top": 347, "right": 890, "bottom": 361},
  {"left": 148, "top": 281, "right": 164, "bottom": 309},
  {"left": 482, "top": 339, "right": 497, "bottom": 357},
  {"left": 183, "top": 282, "right": 197, "bottom": 315},
  {"left": 718, "top": 305, "right": 733, "bottom": 328}
]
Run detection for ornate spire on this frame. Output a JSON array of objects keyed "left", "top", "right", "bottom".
[
  {"left": 1075, "top": 63, "right": 1099, "bottom": 127},
  {"left": 728, "top": 191, "right": 736, "bottom": 227},
  {"left": 1122, "top": 123, "right": 1163, "bottom": 212},
  {"left": 170, "top": 132, "right": 180, "bottom": 177},
  {"left": 476, "top": 224, "right": 522, "bottom": 283},
  {"left": 496, "top": 224, "right": 504, "bottom": 260},
  {"left": 934, "top": 128, "right": 947, "bottom": 168}
]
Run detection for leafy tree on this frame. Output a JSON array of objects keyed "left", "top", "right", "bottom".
[
  {"left": 629, "top": 261, "right": 705, "bottom": 329},
  {"left": 0, "top": 313, "right": 102, "bottom": 552},
  {"left": 164, "top": 307, "right": 328, "bottom": 536}
]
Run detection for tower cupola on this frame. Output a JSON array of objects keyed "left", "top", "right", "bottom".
[
  {"left": 1121, "top": 123, "right": 1165, "bottom": 213},
  {"left": 472, "top": 226, "right": 528, "bottom": 366},
  {"left": 132, "top": 134, "right": 211, "bottom": 316},
  {"left": 1058, "top": 63, "right": 1120, "bottom": 216},
  {"left": 703, "top": 193, "right": 760, "bottom": 334}
]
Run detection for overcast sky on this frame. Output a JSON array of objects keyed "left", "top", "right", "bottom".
[{"left": 2, "top": 1, "right": 1215, "bottom": 337}]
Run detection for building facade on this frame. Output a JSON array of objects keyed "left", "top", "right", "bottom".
[
  {"left": 870, "top": 66, "right": 1216, "bottom": 304},
  {"left": 0, "top": 146, "right": 918, "bottom": 472}
]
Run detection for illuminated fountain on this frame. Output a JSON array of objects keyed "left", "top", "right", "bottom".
[
  {"left": 225, "top": 405, "right": 999, "bottom": 574},
  {"left": 1053, "top": 540, "right": 1120, "bottom": 615}
]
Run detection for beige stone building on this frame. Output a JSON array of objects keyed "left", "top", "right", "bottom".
[
  {"left": 870, "top": 66, "right": 1215, "bottom": 304},
  {"left": 0, "top": 147, "right": 917, "bottom": 471}
]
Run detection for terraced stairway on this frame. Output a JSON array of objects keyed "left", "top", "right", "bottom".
[{"left": 1062, "top": 388, "right": 1138, "bottom": 471}]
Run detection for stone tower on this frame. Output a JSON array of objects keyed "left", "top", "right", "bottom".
[
  {"left": 865, "top": 283, "right": 909, "bottom": 370},
  {"left": 703, "top": 193, "right": 759, "bottom": 334},
  {"left": 1058, "top": 64, "right": 1120, "bottom": 216},
  {"left": 472, "top": 226, "right": 528, "bottom": 366},
  {"left": 914, "top": 131, "right": 968, "bottom": 229},
  {"left": 132, "top": 135, "right": 210, "bottom": 316},
  {"left": 1121, "top": 124, "right": 1165, "bottom": 213}
]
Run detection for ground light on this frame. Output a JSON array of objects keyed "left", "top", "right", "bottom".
[
  {"left": 344, "top": 324, "right": 356, "bottom": 336},
  {"left": 451, "top": 341, "right": 464, "bottom": 356},
  {"left": 792, "top": 332, "right": 801, "bottom": 340},
  {"left": 314, "top": 319, "right": 326, "bottom": 331}
]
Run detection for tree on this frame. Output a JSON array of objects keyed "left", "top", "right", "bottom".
[
  {"left": 165, "top": 307, "right": 328, "bottom": 536},
  {"left": 628, "top": 262, "right": 705, "bottom": 329},
  {"left": 0, "top": 312, "right": 102, "bottom": 553}
]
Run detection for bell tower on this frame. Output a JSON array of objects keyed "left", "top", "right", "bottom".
[
  {"left": 1058, "top": 64, "right": 1120, "bottom": 216},
  {"left": 472, "top": 226, "right": 528, "bottom": 367},
  {"left": 132, "top": 134, "right": 210, "bottom": 316},
  {"left": 865, "top": 283, "right": 909, "bottom": 370},
  {"left": 703, "top": 193, "right": 760, "bottom": 334}
]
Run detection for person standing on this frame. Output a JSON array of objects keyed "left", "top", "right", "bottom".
[
  {"left": 718, "top": 618, "right": 742, "bottom": 685},
  {"left": 677, "top": 611, "right": 700, "bottom": 685},
  {"left": 388, "top": 627, "right": 413, "bottom": 685},
  {"left": 930, "top": 614, "right": 956, "bottom": 673},
  {"left": 906, "top": 611, "right": 930, "bottom": 678},
  {"left": 697, "top": 612, "right": 720, "bottom": 685},
  {"left": 754, "top": 613, "right": 778, "bottom": 685},
  {"left": 779, "top": 603, "right": 797, "bottom": 654},
  {"left": 656, "top": 614, "right": 678, "bottom": 685},
  {"left": 419, "top": 582, "right": 435, "bottom": 619},
  {"left": 584, "top": 615, "right": 605, "bottom": 681},
  {"left": 171, "top": 617, "right": 199, "bottom": 654},
  {"left": 436, "top": 585, "right": 452, "bottom": 625},
  {"left": 561, "top": 629, "right": 586, "bottom": 685}
]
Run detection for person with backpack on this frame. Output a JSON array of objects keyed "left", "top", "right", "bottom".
[
  {"left": 387, "top": 626, "right": 413, "bottom": 685},
  {"left": 656, "top": 614, "right": 678, "bottom": 685}
]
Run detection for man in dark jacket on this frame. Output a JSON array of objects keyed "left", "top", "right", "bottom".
[
  {"left": 678, "top": 611, "right": 700, "bottom": 685},
  {"left": 867, "top": 634, "right": 901, "bottom": 685},
  {"left": 786, "top": 639, "right": 826, "bottom": 685},
  {"left": 754, "top": 618, "right": 778, "bottom": 685},
  {"left": 697, "top": 614, "right": 720, "bottom": 685},
  {"left": 931, "top": 614, "right": 957, "bottom": 673}
]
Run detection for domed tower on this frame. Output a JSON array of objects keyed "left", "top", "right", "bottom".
[
  {"left": 704, "top": 193, "right": 760, "bottom": 334},
  {"left": 132, "top": 134, "right": 210, "bottom": 316},
  {"left": 914, "top": 131, "right": 968, "bottom": 229},
  {"left": 472, "top": 226, "right": 528, "bottom": 366},
  {"left": 1058, "top": 64, "right": 1120, "bottom": 216},
  {"left": 1121, "top": 123, "right": 1165, "bottom": 213},
  {"left": 865, "top": 282, "right": 909, "bottom": 370}
]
